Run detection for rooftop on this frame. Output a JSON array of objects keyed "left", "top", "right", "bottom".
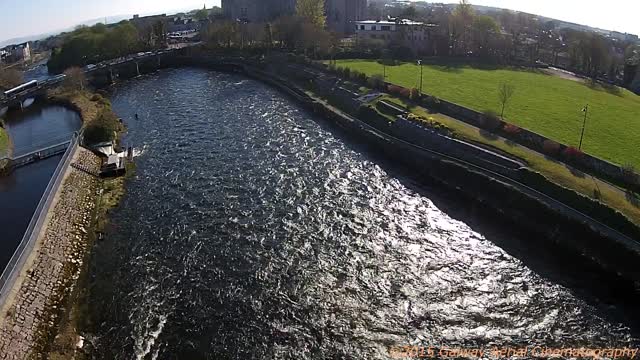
[{"left": 356, "top": 19, "right": 426, "bottom": 26}]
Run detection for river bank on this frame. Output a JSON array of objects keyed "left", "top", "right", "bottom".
[{"left": 0, "top": 90, "right": 128, "bottom": 359}]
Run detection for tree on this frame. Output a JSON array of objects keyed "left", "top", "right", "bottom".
[
  {"left": 498, "top": 83, "right": 515, "bottom": 119},
  {"left": 63, "top": 67, "right": 87, "bottom": 92},
  {"left": 0, "top": 68, "right": 23, "bottom": 91},
  {"left": 205, "top": 21, "right": 238, "bottom": 48},
  {"left": 472, "top": 15, "right": 498, "bottom": 58},
  {"left": 194, "top": 9, "right": 209, "bottom": 21},
  {"left": 296, "top": 0, "right": 326, "bottom": 28},
  {"left": 450, "top": 0, "right": 475, "bottom": 55}
]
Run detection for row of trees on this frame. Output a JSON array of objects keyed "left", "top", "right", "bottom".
[
  {"left": 365, "top": 0, "right": 635, "bottom": 83},
  {"left": 203, "top": 0, "right": 335, "bottom": 57},
  {"left": 47, "top": 21, "right": 149, "bottom": 73}
]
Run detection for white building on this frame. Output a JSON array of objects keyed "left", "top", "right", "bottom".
[
  {"left": 355, "top": 19, "right": 436, "bottom": 54},
  {"left": 9, "top": 42, "right": 31, "bottom": 63}
]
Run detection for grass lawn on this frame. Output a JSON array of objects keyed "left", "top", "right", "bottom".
[{"left": 335, "top": 59, "right": 640, "bottom": 168}]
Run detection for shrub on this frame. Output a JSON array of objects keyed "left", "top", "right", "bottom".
[
  {"left": 387, "top": 84, "right": 402, "bottom": 95},
  {"left": 423, "top": 95, "right": 441, "bottom": 111},
  {"left": 481, "top": 110, "right": 503, "bottom": 131},
  {"left": 503, "top": 123, "right": 522, "bottom": 135},
  {"left": 562, "top": 146, "right": 584, "bottom": 161},
  {"left": 342, "top": 67, "right": 351, "bottom": 79},
  {"left": 83, "top": 109, "right": 119, "bottom": 145},
  {"left": 398, "top": 87, "right": 411, "bottom": 98},
  {"left": 542, "top": 139, "right": 561, "bottom": 156},
  {"left": 367, "top": 74, "right": 385, "bottom": 90},
  {"left": 622, "top": 164, "right": 639, "bottom": 184},
  {"left": 410, "top": 88, "right": 420, "bottom": 101}
]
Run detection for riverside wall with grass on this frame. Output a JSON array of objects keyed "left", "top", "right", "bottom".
[{"left": 332, "top": 60, "right": 640, "bottom": 195}]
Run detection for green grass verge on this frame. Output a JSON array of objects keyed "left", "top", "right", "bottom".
[
  {"left": 382, "top": 96, "right": 640, "bottom": 225},
  {"left": 335, "top": 59, "right": 640, "bottom": 168},
  {"left": 0, "top": 126, "right": 9, "bottom": 156}
]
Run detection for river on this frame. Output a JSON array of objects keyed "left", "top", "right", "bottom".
[{"left": 85, "top": 68, "right": 640, "bottom": 359}]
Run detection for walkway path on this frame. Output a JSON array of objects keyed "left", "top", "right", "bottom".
[{"left": 0, "top": 148, "right": 100, "bottom": 359}]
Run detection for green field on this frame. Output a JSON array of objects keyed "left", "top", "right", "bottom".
[{"left": 335, "top": 59, "right": 640, "bottom": 168}]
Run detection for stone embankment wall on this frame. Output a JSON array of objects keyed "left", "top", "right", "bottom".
[{"left": 0, "top": 148, "right": 100, "bottom": 359}]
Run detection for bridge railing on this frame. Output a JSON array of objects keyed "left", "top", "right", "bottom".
[{"left": 0, "top": 134, "right": 79, "bottom": 305}]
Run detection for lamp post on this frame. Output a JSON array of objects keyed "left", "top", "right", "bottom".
[
  {"left": 417, "top": 59, "right": 423, "bottom": 94},
  {"left": 579, "top": 104, "right": 588, "bottom": 150}
]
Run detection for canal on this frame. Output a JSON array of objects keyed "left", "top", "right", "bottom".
[
  {"left": 86, "top": 68, "right": 639, "bottom": 359},
  {"left": 0, "top": 104, "right": 81, "bottom": 272}
]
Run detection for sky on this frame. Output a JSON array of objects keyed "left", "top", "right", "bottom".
[{"left": 0, "top": 0, "right": 639, "bottom": 44}]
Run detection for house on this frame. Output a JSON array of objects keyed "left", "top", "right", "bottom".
[
  {"left": 4, "top": 42, "right": 31, "bottom": 63},
  {"left": 355, "top": 19, "right": 437, "bottom": 54},
  {"left": 0, "top": 49, "right": 9, "bottom": 63}
]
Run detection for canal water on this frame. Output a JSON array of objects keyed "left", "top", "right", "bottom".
[
  {"left": 0, "top": 104, "right": 81, "bottom": 272},
  {"left": 3, "top": 104, "right": 82, "bottom": 157},
  {"left": 0, "top": 156, "right": 61, "bottom": 269},
  {"left": 86, "top": 68, "right": 639, "bottom": 359}
]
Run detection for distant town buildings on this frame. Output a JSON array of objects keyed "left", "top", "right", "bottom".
[
  {"left": 221, "top": 0, "right": 367, "bottom": 34},
  {"left": 0, "top": 42, "right": 31, "bottom": 64},
  {"left": 610, "top": 31, "right": 639, "bottom": 43},
  {"left": 355, "top": 19, "right": 436, "bottom": 53},
  {"left": 130, "top": 14, "right": 169, "bottom": 46},
  {"left": 325, "top": 0, "right": 367, "bottom": 34},
  {"left": 221, "top": 0, "right": 296, "bottom": 23}
]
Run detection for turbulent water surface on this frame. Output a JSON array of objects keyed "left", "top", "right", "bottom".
[{"left": 87, "top": 68, "right": 640, "bottom": 359}]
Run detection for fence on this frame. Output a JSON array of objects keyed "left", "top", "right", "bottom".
[{"left": 0, "top": 134, "right": 79, "bottom": 307}]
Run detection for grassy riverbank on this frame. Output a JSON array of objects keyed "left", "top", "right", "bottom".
[
  {"left": 334, "top": 59, "right": 640, "bottom": 168},
  {"left": 37, "top": 89, "right": 130, "bottom": 358},
  {"left": 379, "top": 95, "right": 640, "bottom": 225}
]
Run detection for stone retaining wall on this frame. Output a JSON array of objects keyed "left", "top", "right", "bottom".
[{"left": 0, "top": 148, "right": 100, "bottom": 359}]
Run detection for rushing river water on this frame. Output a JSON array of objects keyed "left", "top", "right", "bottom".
[{"left": 86, "top": 68, "right": 640, "bottom": 359}]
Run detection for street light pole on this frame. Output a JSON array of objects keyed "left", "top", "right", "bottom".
[
  {"left": 417, "top": 60, "right": 423, "bottom": 94},
  {"left": 579, "top": 104, "right": 588, "bottom": 150}
]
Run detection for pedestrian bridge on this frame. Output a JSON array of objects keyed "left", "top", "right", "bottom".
[{"left": 2, "top": 140, "right": 71, "bottom": 171}]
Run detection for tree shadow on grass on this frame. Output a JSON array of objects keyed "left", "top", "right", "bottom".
[
  {"left": 566, "top": 164, "right": 587, "bottom": 178},
  {"left": 626, "top": 191, "right": 640, "bottom": 208},
  {"left": 479, "top": 129, "right": 499, "bottom": 141}
]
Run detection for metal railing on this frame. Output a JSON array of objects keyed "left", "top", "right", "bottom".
[{"left": 0, "top": 134, "right": 79, "bottom": 307}]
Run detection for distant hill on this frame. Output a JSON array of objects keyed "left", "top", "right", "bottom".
[
  {"left": 0, "top": 5, "right": 199, "bottom": 49},
  {"left": 0, "top": 15, "right": 132, "bottom": 48}
]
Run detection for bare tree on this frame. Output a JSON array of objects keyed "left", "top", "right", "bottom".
[
  {"left": 0, "top": 68, "right": 24, "bottom": 91},
  {"left": 498, "top": 83, "right": 515, "bottom": 119},
  {"left": 63, "top": 67, "right": 87, "bottom": 92}
]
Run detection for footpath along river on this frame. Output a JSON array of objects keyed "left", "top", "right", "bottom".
[{"left": 84, "top": 68, "right": 640, "bottom": 359}]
